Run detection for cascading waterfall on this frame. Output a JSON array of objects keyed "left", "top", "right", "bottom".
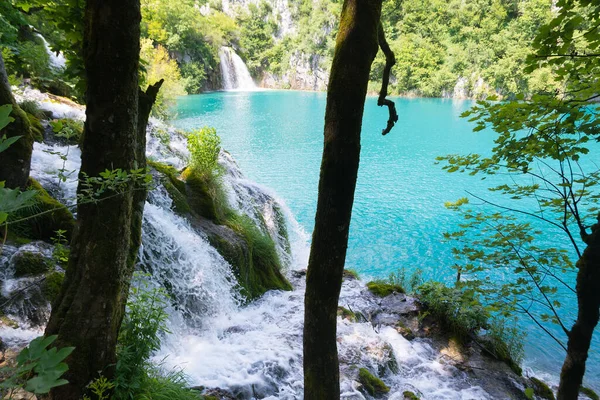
[
  {"left": 35, "top": 33, "right": 66, "bottom": 71},
  {"left": 219, "top": 46, "right": 257, "bottom": 91},
  {"left": 0, "top": 88, "right": 518, "bottom": 399}
]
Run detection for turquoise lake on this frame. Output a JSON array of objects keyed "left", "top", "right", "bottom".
[{"left": 174, "top": 90, "right": 599, "bottom": 389}]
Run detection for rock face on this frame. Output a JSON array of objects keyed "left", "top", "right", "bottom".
[{"left": 261, "top": 52, "right": 329, "bottom": 91}]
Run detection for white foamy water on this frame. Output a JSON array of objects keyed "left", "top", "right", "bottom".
[{"left": 1, "top": 90, "right": 501, "bottom": 399}]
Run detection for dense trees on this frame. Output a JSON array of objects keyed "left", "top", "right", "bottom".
[
  {"left": 43, "top": 0, "right": 160, "bottom": 397},
  {"left": 303, "top": 1, "right": 396, "bottom": 397}
]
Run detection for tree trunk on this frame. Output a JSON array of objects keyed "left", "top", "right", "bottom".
[
  {"left": 0, "top": 53, "right": 33, "bottom": 189},
  {"left": 43, "top": 1, "right": 159, "bottom": 398},
  {"left": 558, "top": 220, "right": 600, "bottom": 400},
  {"left": 303, "top": 1, "right": 382, "bottom": 398}
]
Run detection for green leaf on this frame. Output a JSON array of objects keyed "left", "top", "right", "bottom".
[
  {"left": 0, "top": 104, "right": 14, "bottom": 131},
  {"left": 0, "top": 134, "right": 22, "bottom": 153}
]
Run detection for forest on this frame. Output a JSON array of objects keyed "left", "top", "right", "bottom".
[{"left": 0, "top": 0, "right": 599, "bottom": 399}]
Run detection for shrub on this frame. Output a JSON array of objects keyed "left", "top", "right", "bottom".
[
  {"left": 417, "top": 281, "right": 488, "bottom": 341},
  {"left": 186, "top": 127, "right": 221, "bottom": 178},
  {"left": 18, "top": 100, "right": 45, "bottom": 119},
  {"left": 113, "top": 277, "right": 169, "bottom": 398},
  {"left": 49, "top": 118, "right": 83, "bottom": 144}
]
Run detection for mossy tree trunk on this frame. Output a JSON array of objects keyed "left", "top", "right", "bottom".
[
  {"left": 43, "top": 1, "right": 160, "bottom": 398},
  {"left": 303, "top": 1, "right": 385, "bottom": 398},
  {"left": 558, "top": 218, "right": 600, "bottom": 400},
  {"left": 0, "top": 52, "right": 34, "bottom": 189}
]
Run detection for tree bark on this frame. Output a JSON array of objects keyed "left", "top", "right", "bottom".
[
  {"left": 43, "top": 1, "right": 159, "bottom": 398},
  {"left": 303, "top": 1, "right": 383, "bottom": 398},
  {"left": 0, "top": 52, "right": 33, "bottom": 189},
  {"left": 558, "top": 218, "right": 600, "bottom": 400}
]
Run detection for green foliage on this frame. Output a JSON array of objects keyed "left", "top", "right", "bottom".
[
  {"left": 140, "top": 38, "right": 188, "bottom": 119},
  {"left": 417, "top": 281, "right": 488, "bottom": 341},
  {"left": 113, "top": 276, "right": 170, "bottom": 398},
  {"left": 186, "top": 127, "right": 221, "bottom": 178},
  {"left": 51, "top": 229, "right": 70, "bottom": 266},
  {"left": 337, "top": 306, "right": 356, "bottom": 321},
  {"left": 0, "top": 335, "right": 74, "bottom": 396},
  {"left": 357, "top": 368, "right": 390, "bottom": 397},
  {"left": 366, "top": 281, "right": 405, "bottom": 297},
  {"left": 236, "top": 1, "right": 278, "bottom": 76},
  {"left": 49, "top": 118, "right": 83, "bottom": 143},
  {"left": 0, "top": 181, "right": 37, "bottom": 226},
  {"left": 111, "top": 274, "right": 202, "bottom": 400},
  {"left": 438, "top": 0, "right": 600, "bottom": 357},
  {"left": 7, "top": 178, "right": 74, "bottom": 241}
]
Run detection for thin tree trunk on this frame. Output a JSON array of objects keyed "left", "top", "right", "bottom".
[
  {"left": 303, "top": 1, "right": 383, "bottom": 398},
  {"left": 43, "top": 1, "right": 158, "bottom": 398},
  {"left": 558, "top": 219, "right": 600, "bottom": 399},
  {"left": 0, "top": 53, "right": 33, "bottom": 189}
]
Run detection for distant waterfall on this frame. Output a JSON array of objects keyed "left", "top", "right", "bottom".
[
  {"left": 35, "top": 34, "right": 66, "bottom": 71},
  {"left": 219, "top": 47, "right": 257, "bottom": 91}
]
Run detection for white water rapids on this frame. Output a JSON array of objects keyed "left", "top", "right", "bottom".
[{"left": 0, "top": 90, "right": 520, "bottom": 399}]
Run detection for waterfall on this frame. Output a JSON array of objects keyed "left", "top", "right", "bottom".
[
  {"left": 0, "top": 88, "right": 516, "bottom": 399},
  {"left": 35, "top": 33, "right": 66, "bottom": 71},
  {"left": 219, "top": 47, "right": 257, "bottom": 91}
]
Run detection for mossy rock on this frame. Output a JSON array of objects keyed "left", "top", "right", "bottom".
[
  {"left": 25, "top": 112, "right": 44, "bottom": 142},
  {"left": 529, "top": 377, "right": 555, "bottom": 400},
  {"left": 403, "top": 391, "right": 420, "bottom": 400},
  {"left": 366, "top": 281, "right": 405, "bottom": 297},
  {"left": 12, "top": 251, "right": 52, "bottom": 277},
  {"left": 182, "top": 167, "right": 230, "bottom": 222},
  {"left": 207, "top": 216, "right": 292, "bottom": 301},
  {"left": 8, "top": 178, "right": 75, "bottom": 242},
  {"left": 358, "top": 368, "right": 390, "bottom": 397},
  {"left": 581, "top": 387, "right": 599, "bottom": 400},
  {"left": 148, "top": 160, "right": 190, "bottom": 214},
  {"left": 41, "top": 271, "right": 65, "bottom": 303},
  {"left": 0, "top": 314, "right": 20, "bottom": 329},
  {"left": 338, "top": 306, "right": 356, "bottom": 321},
  {"left": 343, "top": 269, "right": 359, "bottom": 280}
]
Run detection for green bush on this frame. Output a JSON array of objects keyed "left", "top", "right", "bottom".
[
  {"left": 114, "top": 278, "right": 170, "bottom": 398},
  {"left": 49, "top": 118, "right": 83, "bottom": 144},
  {"left": 417, "top": 281, "right": 524, "bottom": 372},
  {"left": 417, "top": 282, "right": 488, "bottom": 341},
  {"left": 186, "top": 127, "right": 221, "bottom": 179}
]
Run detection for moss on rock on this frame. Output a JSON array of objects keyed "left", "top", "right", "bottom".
[
  {"left": 182, "top": 167, "right": 229, "bottom": 222},
  {"left": 8, "top": 178, "right": 75, "bottom": 241},
  {"left": 403, "top": 391, "right": 420, "bottom": 400},
  {"left": 529, "top": 377, "right": 555, "bottom": 400},
  {"left": 358, "top": 368, "right": 390, "bottom": 397},
  {"left": 25, "top": 112, "right": 44, "bottom": 142},
  {"left": 41, "top": 271, "right": 65, "bottom": 303},
  {"left": 149, "top": 160, "right": 191, "bottom": 214},
  {"left": 581, "top": 387, "right": 599, "bottom": 400},
  {"left": 12, "top": 251, "right": 52, "bottom": 277},
  {"left": 367, "top": 280, "right": 405, "bottom": 297},
  {"left": 152, "top": 161, "right": 292, "bottom": 301},
  {"left": 337, "top": 306, "right": 356, "bottom": 321}
]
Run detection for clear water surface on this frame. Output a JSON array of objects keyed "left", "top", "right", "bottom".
[{"left": 173, "top": 90, "right": 599, "bottom": 389}]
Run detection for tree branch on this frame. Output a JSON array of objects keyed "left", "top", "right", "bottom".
[{"left": 377, "top": 25, "right": 398, "bottom": 136}]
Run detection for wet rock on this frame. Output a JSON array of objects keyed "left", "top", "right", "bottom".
[{"left": 11, "top": 251, "right": 52, "bottom": 277}]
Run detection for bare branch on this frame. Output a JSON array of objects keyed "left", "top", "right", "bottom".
[{"left": 377, "top": 25, "right": 398, "bottom": 136}]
